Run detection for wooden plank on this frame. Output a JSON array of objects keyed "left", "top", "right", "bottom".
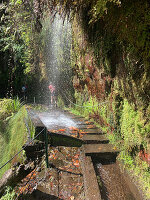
[
  {"left": 83, "top": 134, "right": 109, "bottom": 144},
  {"left": 80, "top": 148, "right": 102, "bottom": 200},
  {"left": 84, "top": 144, "right": 120, "bottom": 155}
]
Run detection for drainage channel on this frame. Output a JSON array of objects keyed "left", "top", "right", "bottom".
[{"left": 92, "top": 157, "right": 136, "bottom": 200}]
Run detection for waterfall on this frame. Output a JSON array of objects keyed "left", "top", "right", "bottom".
[{"left": 44, "top": 14, "right": 72, "bottom": 91}]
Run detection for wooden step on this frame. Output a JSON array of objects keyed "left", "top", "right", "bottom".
[
  {"left": 84, "top": 144, "right": 120, "bottom": 155},
  {"left": 83, "top": 134, "right": 109, "bottom": 144}
]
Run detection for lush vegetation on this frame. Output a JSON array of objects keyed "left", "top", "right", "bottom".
[
  {"left": 69, "top": 92, "right": 150, "bottom": 198},
  {"left": 1, "top": 1, "right": 149, "bottom": 102},
  {"left": 0, "top": 0, "right": 150, "bottom": 198},
  {"left": 0, "top": 0, "right": 44, "bottom": 101}
]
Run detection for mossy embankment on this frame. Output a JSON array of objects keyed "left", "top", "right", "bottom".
[{"left": 0, "top": 99, "right": 34, "bottom": 179}]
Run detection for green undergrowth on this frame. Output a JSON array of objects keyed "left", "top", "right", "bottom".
[
  {"left": 69, "top": 91, "right": 100, "bottom": 117},
  {"left": 0, "top": 99, "right": 35, "bottom": 179},
  {"left": 57, "top": 95, "right": 65, "bottom": 109},
  {"left": 113, "top": 100, "right": 150, "bottom": 199},
  {"left": 0, "top": 186, "right": 16, "bottom": 200}
]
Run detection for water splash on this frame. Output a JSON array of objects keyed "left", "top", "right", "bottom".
[{"left": 39, "top": 111, "right": 77, "bottom": 130}]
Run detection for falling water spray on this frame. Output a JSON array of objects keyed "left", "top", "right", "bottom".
[{"left": 43, "top": 14, "right": 72, "bottom": 105}]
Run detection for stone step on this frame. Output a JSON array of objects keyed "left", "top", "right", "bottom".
[
  {"left": 80, "top": 128, "right": 102, "bottom": 135},
  {"left": 84, "top": 144, "right": 120, "bottom": 155},
  {"left": 32, "top": 118, "right": 44, "bottom": 127},
  {"left": 77, "top": 121, "right": 94, "bottom": 125},
  {"left": 83, "top": 134, "right": 109, "bottom": 144},
  {"left": 48, "top": 131, "right": 83, "bottom": 147},
  {"left": 78, "top": 125, "right": 97, "bottom": 129},
  {"left": 65, "top": 113, "right": 84, "bottom": 119}
]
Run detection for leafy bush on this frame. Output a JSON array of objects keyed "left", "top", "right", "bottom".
[
  {"left": 57, "top": 95, "right": 65, "bottom": 109},
  {"left": 69, "top": 92, "right": 150, "bottom": 198},
  {"left": 119, "top": 151, "right": 150, "bottom": 199},
  {"left": 0, "top": 98, "right": 22, "bottom": 119},
  {"left": 120, "top": 100, "right": 148, "bottom": 150}
]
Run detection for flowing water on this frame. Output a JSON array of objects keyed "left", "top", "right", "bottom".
[{"left": 94, "top": 160, "right": 136, "bottom": 200}]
